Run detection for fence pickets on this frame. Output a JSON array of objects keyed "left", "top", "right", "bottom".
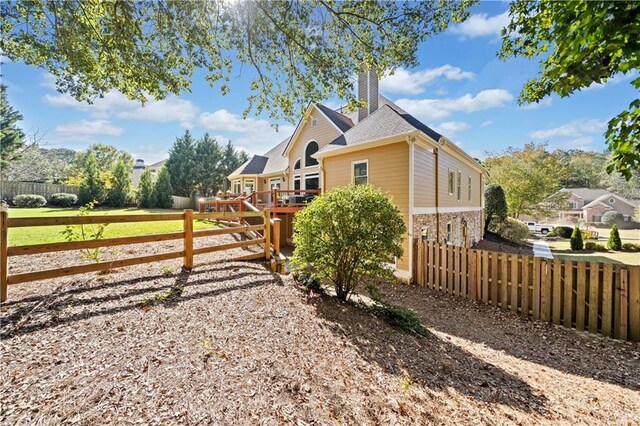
[{"left": 414, "top": 239, "right": 640, "bottom": 342}]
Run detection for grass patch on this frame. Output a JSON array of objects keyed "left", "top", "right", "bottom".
[
  {"left": 7, "top": 207, "right": 218, "bottom": 246},
  {"left": 544, "top": 238, "right": 640, "bottom": 265}
]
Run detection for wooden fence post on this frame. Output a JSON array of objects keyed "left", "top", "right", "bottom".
[
  {"left": 183, "top": 209, "right": 193, "bottom": 269},
  {"left": 1, "top": 208, "right": 8, "bottom": 302},
  {"left": 272, "top": 217, "right": 281, "bottom": 257},
  {"left": 263, "top": 209, "right": 271, "bottom": 259},
  {"left": 469, "top": 249, "right": 477, "bottom": 301}
]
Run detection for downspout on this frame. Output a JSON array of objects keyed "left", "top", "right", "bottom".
[
  {"left": 406, "top": 135, "right": 414, "bottom": 281},
  {"left": 434, "top": 147, "right": 440, "bottom": 242},
  {"left": 319, "top": 158, "right": 325, "bottom": 194}
]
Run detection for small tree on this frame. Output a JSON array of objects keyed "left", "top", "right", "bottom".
[
  {"left": 607, "top": 225, "right": 622, "bottom": 251},
  {"left": 291, "top": 184, "right": 406, "bottom": 302},
  {"left": 601, "top": 211, "right": 624, "bottom": 226},
  {"left": 78, "top": 152, "right": 106, "bottom": 205},
  {"left": 107, "top": 159, "right": 132, "bottom": 207},
  {"left": 570, "top": 226, "right": 583, "bottom": 251},
  {"left": 137, "top": 169, "right": 156, "bottom": 208},
  {"left": 484, "top": 184, "right": 508, "bottom": 232},
  {"left": 154, "top": 167, "right": 173, "bottom": 209},
  {"left": 634, "top": 206, "right": 640, "bottom": 223}
]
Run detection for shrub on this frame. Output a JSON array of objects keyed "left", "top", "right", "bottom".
[
  {"left": 580, "top": 229, "right": 599, "bottom": 240},
  {"left": 49, "top": 192, "right": 78, "bottom": 207},
  {"left": 295, "top": 272, "right": 322, "bottom": 292},
  {"left": 601, "top": 211, "right": 625, "bottom": 226},
  {"left": 154, "top": 167, "right": 173, "bottom": 209},
  {"left": 13, "top": 194, "right": 47, "bottom": 208},
  {"left": 60, "top": 201, "right": 108, "bottom": 263},
  {"left": 570, "top": 226, "right": 584, "bottom": 250},
  {"left": 78, "top": 152, "right": 107, "bottom": 204},
  {"left": 484, "top": 184, "right": 508, "bottom": 232},
  {"left": 584, "top": 242, "right": 607, "bottom": 252},
  {"left": 548, "top": 225, "right": 573, "bottom": 238},
  {"left": 291, "top": 184, "right": 406, "bottom": 302},
  {"left": 368, "top": 302, "right": 429, "bottom": 337},
  {"left": 606, "top": 225, "right": 622, "bottom": 250},
  {"left": 621, "top": 243, "right": 640, "bottom": 252},
  {"left": 106, "top": 159, "right": 133, "bottom": 207},
  {"left": 137, "top": 169, "right": 156, "bottom": 208},
  {"left": 489, "top": 217, "right": 529, "bottom": 244}
]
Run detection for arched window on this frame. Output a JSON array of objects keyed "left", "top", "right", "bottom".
[
  {"left": 305, "top": 141, "right": 319, "bottom": 167},
  {"left": 294, "top": 159, "right": 301, "bottom": 170}
]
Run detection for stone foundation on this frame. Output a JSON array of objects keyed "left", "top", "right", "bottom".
[{"left": 413, "top": 210, "right": 483, "bottom": 247}]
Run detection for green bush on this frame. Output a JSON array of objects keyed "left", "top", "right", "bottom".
[
  {"left": 580, "top": 229, "right": 599, "bottom": 240},
  {"left": 570, "top": 226, "right": 583, "bottom": 250},
  {"left": 548, "top": 225, "right": 573, "bottom": 238},
  {"left": 291, "top": 184, "right": 406, "bottom": 302},
  {"left": 368, "top": 302, "right": 429, "bottom": 337},
  {"left": 78, "top": 152, "right": 107, "bottom": 204},
  {"left": 137, "top": 169, "right": 156, "bottom": 208},
  {"left": 49, "top": 193, "right": 78, "bottom": 207},
  {"left": 621, "top": 242, "right": 640, "bottom": 252},
  {"left": 154, "top": 167, "right": 173, "bottom": 209},
  {"left": 13, "top": 194, "right": 47, "bottom": 208},
  {"left": 601, "top": 211, "right": 624, "bottom": 226},
  {"left": 584, "top": 242, "right": 607, "bottom": 252},
  {"left": 484, "top": 184, "right": 508, "bottom": 232},
  {"left": 295, "top": 272, "right": 322, "bottom": 292},
  {"left": 606, "top": 225, "right": 622, "bottom": 250},
  {"left": 106, "top": 159, "right": 133, "bottom": 207},
  {"left": 489, "top": 217, "right": 529, "bottom": 244}
]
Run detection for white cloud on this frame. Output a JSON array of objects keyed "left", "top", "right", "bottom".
[
  {"left": 582, "top": 71, "right": 639, "bottom": 91},
  {"left": 519, "top": 97, "right": 553, "bottom": 110},
  {"left": 380, "top": 65, "right": 475, "bottom": 95},
  {"left": 55, "top": 119, "right": 125, "bottom": 137},
  {"left": 116, "top": 98, "right": 199, "bottom": 128},
  {"left": 481, "top": 120, "right": 493, "bottom": 127},
  {"left": 449, "top": 11, "right": 509, "bottom": 38},
  {"left": 395, "top": 89, "right": 513, "bottom": 121},
  {"left": 43, "top": 90, "right": 137, "bottom": 119},
  {"left": 433, "top": 121, "right": 470, "bottom": 136},
  {"left": 529, "top": 119, "right": 606, "bottom": 139}
]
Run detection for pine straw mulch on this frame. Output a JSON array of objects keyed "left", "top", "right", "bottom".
[{"left": 1, "top": 237, "right": 639, "bottom": 425}]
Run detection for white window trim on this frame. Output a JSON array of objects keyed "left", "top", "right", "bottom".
[
  {"left": 304, "top": 140, "right": 319, "bottom": 168},
  {"left": 456, "top": 170, "right": 462, "bottom": 202},
  {"left": 303, "top": 173, "right": 320, "bottom": 191},
  {"left": 243, "top": 178, "right": 255, "bottom": 194},
  {"left": 293, "top": 158, "right": 301, "bottom": 170},
  {"left": 293, "top": 175, "right": 301, "bottom": 190},
  {"left": 351, "top": 159, "right": 369, "bottom": 185},
  {"left": 447, "top": 169, "right": 455, "bottom": 195},
  {"left": 468, "top": 175, "right": 472, "bottom": 202},
  {"left": 446, "top": 222, "right": 452, "bottom": 245}
]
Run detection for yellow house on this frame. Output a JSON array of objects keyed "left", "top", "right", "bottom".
[{"left": 229, "top": 70, "right": 487, "bottom": 279}]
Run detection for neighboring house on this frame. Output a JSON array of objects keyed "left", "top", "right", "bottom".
[
  {"left": 556, "top": 188, "right": 639, "bottom": 223},
  {"left": 131, "top": 159, "right": 166, "bottom": 188},
  {"left": 229, "top": 70, "right": 487, "bottom": 279}
]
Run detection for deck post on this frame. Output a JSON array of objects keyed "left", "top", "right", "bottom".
[
  {"left": 263, "top": 209, "right": 271, "bottom": 259},
  {"left": 272, "top": 218, "right": 281, "bottom": 257},
  {"left": 1, "top": 208, "right": 8, "bottom": 302},
  {"left": 183, "top": 209, "right": 194, "bottom": 269}
]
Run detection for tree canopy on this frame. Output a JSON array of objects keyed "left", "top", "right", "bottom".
[
  {"left": 0, "top": 0, "right": 474, "bottom": 122},
  {"left": 0, "top": 84, "right": 26, "bottom": 174},
  {"left": 500, "top": 1, "right": 640, "bottom": 179}
]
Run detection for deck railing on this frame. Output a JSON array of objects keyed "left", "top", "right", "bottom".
[{"left": 248, "top": 189, "right": 320, "bottom": 210}]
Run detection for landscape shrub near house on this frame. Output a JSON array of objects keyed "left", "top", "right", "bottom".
[
  {"left": 13, "top": 194, "right": 47, "bottom": 208},
  {"left": 601, "top": 211, "right": 625, "bottom": 226},
  {"left": 548, "top": 225, "right": 573, "bottom": 238},
  {"left": 606, "top": 225, "right": 622, "bottom": 251},
  {"left": 49, "top": 192, "right": 78, "bottom": 207},
  {"left": 484, "top": 184, "right": 508, "bottom": 232},
  {"left": 570, "top": 226, "right": 584, "bottom": 250},
  {"left": 621, "top": 242, "right": 640, "bottom": 252},
  {"left": 488, "top": 217, "right": 529, "bottom": 244},
  {"left": 584, "top": 242, "right": 607, "bottom": 252},
  {"left": 291, "top": 184, "right": 406, "bottom": 302}
]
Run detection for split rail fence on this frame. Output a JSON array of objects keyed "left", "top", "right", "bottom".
[
  {"left": 413, "top": 239, "right": 640, "bottom": 342},
  {"left": 0, "top": 208, "right": 280, "bottom": 302}
]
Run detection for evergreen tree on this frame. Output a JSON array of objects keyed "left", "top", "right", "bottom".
[
  {"left": 0, "top": 84, "right": 26, "bottom": 175},
  {"left": 154, "top": 167, "right": 173, "bottom": 209},
  {"left": 607, "top": 225, "right": 622, "bottom": 251},
  {"left": 484, "top": 184, "right": 508, "bottom": 232},
  {"left": 570, "top": 226, "right": 584, "bottom": 251},
  {"left": 220, "top": 141, "right": 248, "bottom": 191},
  {"left": 78, "top": 152, "right": 107, "bottom": 204},
  {"left": 165, "top": 130, "right": 196, "bottom": 197},
  {"left": 107, "top": 159, "right": 132, "bottom": 207},
  {"left": 194, "top": 133, "right": 223, "bottom": 196},
  {"left": 137, "top": 169, "right": 156, "bottom": 208}
]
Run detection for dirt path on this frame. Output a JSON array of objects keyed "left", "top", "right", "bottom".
[{"left": 1, "top": 246, "right": 639, "bottom": 424}]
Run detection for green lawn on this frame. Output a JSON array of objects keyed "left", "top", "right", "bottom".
[
  {"left": 541, "top": 230, "right": 640, "bottom": 266},
  {"left": 7, "top": 207, "right": 217, "bottom": 246}
]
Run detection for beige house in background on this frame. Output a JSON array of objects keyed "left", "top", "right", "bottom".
[
  {"left": 131, "top": 159, "right": 167, "bottom": 188},
  {"left": 229, "top": 71, "right": 487, "bottom": 278},
  {"left": 555, "top": 188, "right": 639, "bottom": 223}
]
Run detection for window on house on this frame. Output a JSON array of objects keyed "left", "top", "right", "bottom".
[
  {"left": 421, "top": 226, "right": 430, "bottom": 240},
  {"left": 294, "top": 159, "right": 301, "bottom": 170},
  {"left": 232, "top": 180, "right": 241, "bottom": 194},
  {"left": 446, "top": 222, "right": 452, "bottom": 244},
  {"left": 304, "top": 173, "right": 319, "bottom": 191},
  {"left": 244, "top": 179, "right": 255, "bottom": 194},
  {"left": 293, "top": 175, "right": 301, "bottom": 190},
  {"left": 457, "top": 171, "right": 462, "bottom": 201},
  {"left": 311, "top": 118, "right": 317, "bottom": 127},
  {"left": 468, "top": 176, "right": 472, "bottom": 202},
  {"left": 448, "top": 170, "right": 455, "bottom": 195},
  {"left": 305, "top": 141, "right": 319, "bottom": 167},
  {"left": 352, "top": 160, "right": 368, "bottom": 185}
]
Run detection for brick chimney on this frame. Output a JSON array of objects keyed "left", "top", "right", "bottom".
[{"left": 358, "top": 69, "right": 379, "bottom": 123}]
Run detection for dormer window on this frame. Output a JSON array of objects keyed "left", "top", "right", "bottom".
[
  {"left": 294, "top": 159, "right": 301, "bottom": 170},
  {"left": 305, "top": 141, "right": 319, "bottom": 167}
]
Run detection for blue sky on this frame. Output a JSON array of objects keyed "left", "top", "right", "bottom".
[{"left": 2, "top": 1, "right": 637, "bottom": 164}]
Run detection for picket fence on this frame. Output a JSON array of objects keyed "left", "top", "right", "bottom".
[
  {"left": 413, "top": 239, "right": 640, "bottom": 342},
  {"left": 1, "top": 182, "right": 79, "bottom": 202}
]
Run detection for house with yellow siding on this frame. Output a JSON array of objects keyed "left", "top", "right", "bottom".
[{"left": 229, "top": 70, "right": 487, "bottom": 279}]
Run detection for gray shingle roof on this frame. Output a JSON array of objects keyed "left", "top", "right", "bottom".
[
  {"left": 316, "top": 104, "right": 354, "bottom": 132},
  {"left": 229, "top": 136, "right": 291, "bottom": 176},
  {"left": 561, "top": 188, "right": 611, "bottom": 203}
]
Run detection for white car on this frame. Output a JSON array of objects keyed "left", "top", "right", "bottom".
[{"left": 526, "top": 221, "right": 555, "bottom": 235}]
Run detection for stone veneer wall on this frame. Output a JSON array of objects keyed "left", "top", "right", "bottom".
[{"left": 413, "top": 210, "right": 483, "bottom": 247}]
